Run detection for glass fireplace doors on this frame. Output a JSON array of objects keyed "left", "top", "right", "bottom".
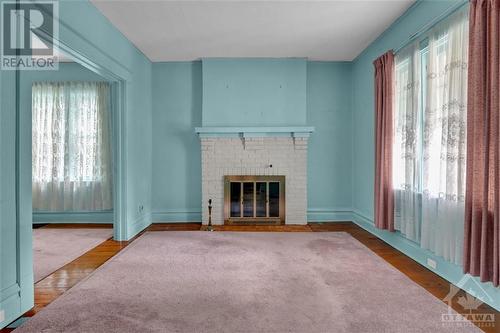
[{"left": 224, "top": 176, "right": 285, "bottom": 225}]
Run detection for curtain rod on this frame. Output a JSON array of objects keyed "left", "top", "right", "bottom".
[{"left": 394, "top": 0, "right": 469, "bottom": 54}]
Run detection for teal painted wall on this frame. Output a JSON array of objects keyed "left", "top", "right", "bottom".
[
  {"left": 307, "top": 62, "right": 353, "bottom": 221},
  {"left": 20, "top": 62, "right": 103, "bottom": 85},
  {"left": 48, "top": 0, "right": 152, "bottom": 239},
  {"left": 152, "top": 62, "right": 202, "bottom": 222},
  {"left": 152, "top": 60, "right": 352, "bottom": 222},
  {"left": 0, "top": 58, "right": 34, "bottom": 328},
  {"left": 34, "top": 0, "right": 153, "bottom": 239},
  {"left": 18, "top": 63, "right": 113, "bottom": 224},
  {"left": 351, "top": 0, "right": 500, "bottom": 310},
  {"left": 201, "top": 58, "right": 307, "bottom": 126},
  {"left": 139, "top": 0, "right": 500, "bottom": 313},
  {"left": 3, "top": 0, "right": 499, "bottom": 325},
  {"left": 2, "top": 0, "right": 153, "bottom": 325}
]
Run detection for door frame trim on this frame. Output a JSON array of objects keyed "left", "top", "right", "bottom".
[{"left": 19, "top": 4, "right": 130, "bottom": 241}]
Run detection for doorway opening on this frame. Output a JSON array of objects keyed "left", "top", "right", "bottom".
[{"left": 22, "top": 51, "right": 116, "bottom": 283}]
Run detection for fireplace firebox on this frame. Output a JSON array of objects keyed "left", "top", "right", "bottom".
[{"left": 224, "top": 176, "right": 285, "bottom": 225}]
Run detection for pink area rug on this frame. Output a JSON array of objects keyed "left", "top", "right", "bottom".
[
  {"left": 19, "top": 232, "right": 479, "bottom": 332},
  {"left": 33, "top": 227, "right": 113, "bottom": 282}
]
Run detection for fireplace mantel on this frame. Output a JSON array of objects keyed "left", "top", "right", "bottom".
[
  {"left": 198, "top": 132, "right": 310, "bottom": 225},
  {"left": 195, "top": 126, "right": 315, "bottom": 138}
]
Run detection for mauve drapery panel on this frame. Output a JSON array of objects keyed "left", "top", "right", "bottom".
[
  {"left": 463, "top": 0, "right": 500, "bottom": 286},
  {"left": 374, "top": 51, "right": 395, "bottom": 231}
]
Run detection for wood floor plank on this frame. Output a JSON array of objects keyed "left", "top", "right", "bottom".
[
  {"left": 148, "top": 223, "right": 202, "bottom": 231},
  {"left": 201, "top": 224, "right": 312, "bottom": 232}
]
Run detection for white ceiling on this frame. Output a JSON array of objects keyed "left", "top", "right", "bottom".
[{"left": 91, "top": 0, "right": 414, "bottom": 62}]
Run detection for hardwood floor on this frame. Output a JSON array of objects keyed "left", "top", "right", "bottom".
[
  {"left": 0, "top": 225, "right": 143, "bottom": 332},
  {"left": 2, "top": 222, "right": 497, "bottom": 332},
  {"left": 199, "top": 224, "right": 311, "bottom": 232},
  {"left": 28, "top": 224, "right": 120, "bottom": 314},
  {"left": 148, "top": 222, "right": 202, "bottom": 231}
]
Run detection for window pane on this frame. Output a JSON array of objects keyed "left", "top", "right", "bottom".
[
  {"left": 243, "top": 182, "right": 254, "bottom": 217},
  {"left": 269, "top": 182, "right": 279, "bottom": 217},
  {"left": 230, "top": 182, "right": 241, "bottom": 217},
  {"left": 256, "top": 182, "right": 267, "bottom": 217}
]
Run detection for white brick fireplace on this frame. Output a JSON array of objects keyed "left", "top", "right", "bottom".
[{"left": 196, "top": 127, "right": 314, "bottom": 225}]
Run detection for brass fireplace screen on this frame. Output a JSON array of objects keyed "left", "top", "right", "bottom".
[{"left": 224, "top": 176, "right": 285, "bottom": 225}]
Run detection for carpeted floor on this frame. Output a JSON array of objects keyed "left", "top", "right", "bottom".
[
  {"left": 33, "top": 227, "right": 113, "bottom": 282},
  {"left": 19, "top": 231, "right": 479, "bottom": 332}
]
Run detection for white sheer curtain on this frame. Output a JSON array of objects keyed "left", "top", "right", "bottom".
[
  {"left": 32, "top": 81, "right": 113, "bottom": 211},
  {"left": 393, "top": 7, "right": 468, "bottom": 265},
  {"left": 393, "top": 42, "right": 422, "bottom": 243},
  {"left": 420, "top": 8, "right": 468, "bottom": 265}
]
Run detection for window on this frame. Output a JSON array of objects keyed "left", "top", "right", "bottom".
[
  {"left": 32, "top": 81, "right": 113, "bottom": 211},
  {"left": 393, "top": 7, "right": 469, "bottom": 265}
]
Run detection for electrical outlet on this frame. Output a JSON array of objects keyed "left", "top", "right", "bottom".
[
  {"left": 138, "top": 205, "right": 144, "bottom": 213},
  {"left": 427, "top": 258, "right": 437, "bottom": 269},
  {"left": 0, "top": 310, "right": 5, "bottom": 323}
]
